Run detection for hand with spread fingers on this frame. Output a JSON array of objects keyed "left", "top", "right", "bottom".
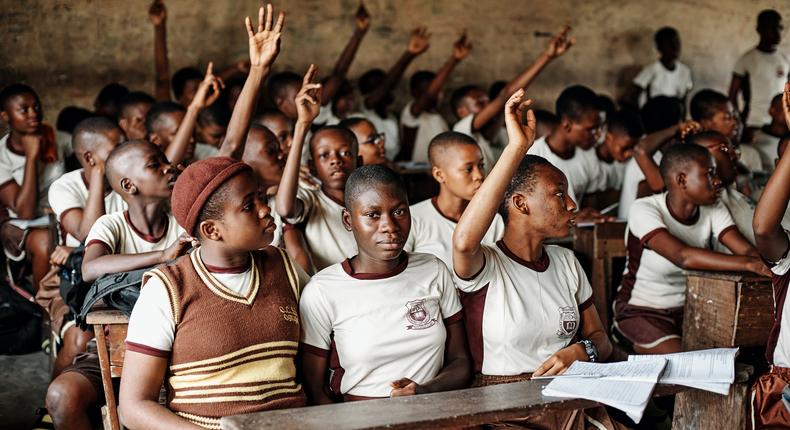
[{"left": 246, "top": 4, "right": 285, "bottom": 69}]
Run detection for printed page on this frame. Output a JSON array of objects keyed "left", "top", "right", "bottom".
[
  {"left": 628, "top": 348, "right": 738, "bottom": 384},
  {"left": 543, "top": 378, "right": 654, "bottom": 423},
  {"left": 533, "top": 359, "right": 666, "bottom": 383}
]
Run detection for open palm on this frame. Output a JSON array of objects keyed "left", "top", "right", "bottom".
[{"left": 246, "top": 4, "right": 285, "bottom": 68}]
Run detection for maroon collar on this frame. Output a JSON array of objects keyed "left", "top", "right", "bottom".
[
  {"left": 204, "top": 261, "right": 250, "bottom": 274},
  {"left": 341, "top": 253, "right": 409, "bottom": 280},
  {"left": 124, "top": 210, "right": 168, "bottom": 243},
  {"left": 321, "top": 186, "right": 346, "bottom": 207},
  {"left": 496, "top": 240, "right": 550, "bottom": 272},
  {"left": 430, "top": 197, "right": 461, "bottom": 224},
  {"left": 664, "top": 194, "right": 699, "bottom": 226}
]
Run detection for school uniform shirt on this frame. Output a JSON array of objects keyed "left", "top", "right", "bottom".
[
  {"left": 400, "top": 101, "right": 449, "bottom": 163},
  {"left": 598, "top": 158, "right": 627, "bottom": 191},
  {"left": 285, "top": 185, "right": 357, "bottom": 271},
  {"left": 351, "top": 106, "right": 400, "bottom": 160},
  {"left": 733, "top": 48, "right": 790, "bottom": 127},
  {"left": 527, "top": 136, "right": 604, "bottom": 206},
  {"left": 268, "top": 196, "right": 284, "bottom": 248},
  {"left": 617, "top": 192, "right": 736, "bottom": 310},
  {"left": 452, "top": 114, "right": 496, "bottom": 174},
  {"left": 48, "top": 169, "right": 128, "bottom": 246},
  {"left": 192, "top": 143, "right": 218, "bottom": 161},
  {"left": 768, "top": 231, "right": 790, "bottom": 367},
  {"left": 453, "top": 241, "right": 592, "bottom": 375},
  {"left": 632, "top": 60, "right": 693, "bottom": 107},
  {"left": 739, "top": 143, "right": 764, "bottom": 174},
  {"left": 314, "top": 104, "right": 341, "bottom": 127},
  {"left": 753, "top": 130, "right": 782, "bottom": 172},
  {"left": 405, "top": 197, "right": 504, "bottom": 270},
  {"left": 713, "top": 185, "right": 756, "bottom": 254},
  {"left": 0, "top": 131, "right": 72, "bottom": 217},
  {"left": 84, "top": 210, "right": 184, "bottom": 256},
  {"left": 618, "top": 152, "right": 663, "bottom": 220},
  {"left": 299, "top": 252, "right": 463, "bottom": 398}
]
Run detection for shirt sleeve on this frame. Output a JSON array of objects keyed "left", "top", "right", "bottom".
[
  {"left": 770, "top": 231, "right": 790, "bottom": 276},
  {"left": 733, "top": 52, "right": 750, "bottom": 77},
  {"left": 56, "top": 131, "right": 73, "bottom": 157},
  {"left": 453, "top": 245, "right": 498, "bottom": 293},
  {"left": 299, "top": 281, "right": 333, "bottom": 351},
  {"left": 708, "top": 199, "right": 737, "bottom": 241},
  {"left": 632, "top": 64, "right": 654, "bottom": 89},
  {"left": 0, "top": 152, "right": 16, "bottom": 187},
  {"left": 48, "top": 176, "right": 83, "bottom": 219},
  {"left": 285, "top": 186, "right": 315, "bottom": 225},
  {"left": 452, "top": 114, "right": 475, "bottom": 137},
  {"left": 628, "top": 198, "right": 667, "bottom": 244},
  {"left": 314, "top": 104, "right": 335, "bottom": 126},
  {"left": 400, "top": 102, "right": 421, "bottom": 128},
  {"left": 84, "top": 214, "right": 119, "bottom": 254},
  {"left": 125, "top": 274, "right": 175, "bottom": 356},
  {"left": 435, "top": 259, "right": 463, "bottom": 320}
]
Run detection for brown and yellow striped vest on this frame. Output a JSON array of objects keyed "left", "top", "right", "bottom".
[{"left": 145, "top": 247, "right": 306, "bottom": 429}]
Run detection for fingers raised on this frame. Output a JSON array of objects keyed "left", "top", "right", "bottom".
[{"left": 302, "top": 64, "right": 318, "bottom": 86}]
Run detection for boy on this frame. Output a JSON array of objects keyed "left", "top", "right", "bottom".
[
  {"left": 626, "top": 27, "right": 692, "bottom": 108},
  {"left": 339, "top": 117, "right": 388, "bottom": 166},
  {"left": 195, "top": 102, "right": 229, "bottom": 147},
  {"left": 453, "top": 26, "right": 574, "bottom": 173},
  {"left": 254, "top": 108, "right": 294, "bottom": 154},
  {"left": 400, "top": 33, "right": 472, "bottom": 162},
  {"left": 729, "top": 9, "right": 788, "bottom": 128},
  {"left": 595, "top": 110, "right": 644, "bottom": 191},
  {"left": 751, "top": 81, "right": 790, "bottom": 428},
  {"left": 118, "top": 91, "right": 155, "bottom": 141},
  {"left": 753, "top": 92, "right": 788, "bottom": 172},
  {"left": 405, "top": 131, "right": 503, "bottom": 270},
  {"left": 613, "top": 144, "right": 769, "bottom": 354}
]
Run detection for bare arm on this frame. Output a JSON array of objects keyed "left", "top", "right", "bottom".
[
  {"left": 81, "top": 235, "right": 192, "bottom": 282},
  {"left": 645, "top": 230, "right": 769, "bottom": 276},
  {"left": 283, "top": 226, "right": 315, "bottom": 275},
  {"left": 719, "top": 227, "right": 760, "bottom": 258},
  {"left": 533, "top": 305, "right": 611, "bottom": 376},
  {"left": 410, "top": 34, "right": 471, "bottom": 117},
  {"left": 300, "top": 352, "right": 335, "bottom": 405},
  {"left": 364, "top": 27, "right": 430, "bottom": 110},
  {"left": 728, "top": 73, "right": 749, "bottom": 123},
  {"left": 322, "top": 4, "right": 369, "bottom": 105},
  {"left": 60, "top": 167, "right": 106, "bottom": 241},
  {"left": 149, "top": 0, "right": 171, "bottom": 102},
  {"left": 453, "top": 90, "right": 536, "bottom": 278},
  {"left": 0, "top": 134, "right": 42, "bottom": 219},
  {"left": 631, "top": 123, "right": 685, "bottom": 193}
]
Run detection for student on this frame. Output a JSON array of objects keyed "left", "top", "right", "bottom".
[
  {"left": 118, "top": 91, "right": 156, "bottom": 141},
  {"left": 195, "top": 102, "right": 229, "bottom": 148},
  {"left": 254, "top": 108, "right": 294, "bottom": 154},
  {"left": 339, "top": 117, "right": 388, "bottom": 166},
  {"left": 93, "top": 83, "right": 129, "bottom": 119},
  {"left": 405, "top": 131, "right": 503, "bottom": 269},
  {"left": 613, "top": 144, "right": 769, "bottom": 354},
  {"left": 729, "top": 9, "right": 788, "bottom": 128},
  {"left": 400, "top": 33, "right": 472, "bottom": 162},
  {"left": 300, "top": 164, "right": 470, "bottom": 403},
  {"left": 626, "top": 27, "right": 692, "bottom": 108},
  {"left": 56, "top": 106, "right": 93, "bottom": 137},
  {"left": 753, "top": 92, "right": 788, "bottom": 172},
  {"left": 268, "top": 72, "right": 303, "bottom": 123},
  {"left": 452, "top": 26, "right": 574, "bottom": 173},
  {"left": 595, "top": 110, "right": 645, "bottom": 191},
  {"left": 452, "top": 90, "right": 620, "bottom": 427},
  {"left": 534, "top": 109, "right": 559, "bottom": 140},
  {"left": 751, "top": 81, "right": 790, "bottom": 428}
]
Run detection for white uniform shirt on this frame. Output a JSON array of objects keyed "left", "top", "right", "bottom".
[
  {"left": 752, "top": 130, "right": 781, "bottom": 172},
  {"left": 299, "top": 253, "right": 462, "bottom": 397},
  {"left": 733, "top": 48, "right": 790, "bottom": 127},
  {"left": 85, "top": 211, "right": 184, "bottom": 255},
  {"left": 48, "top": 169, "right": 128, "bottom": 246},
  {"left": 713, "top": 185, "right": 756, "bottom": 254},
  {"left": 192, "top": 143, "right": 218, "bottom": 161},
  {"left": 739, "top": 143, "right": 764, "bottom": 174},
  {"left": 633, "top": 60, "right": 693, "bottom": 107},
  {"left": 400, "top": 101, "right": 449, "bottom": 163},
  {"left": 453, "top": 242, "right": 593, "bottom": 375},
  {"left": 315, "top": 104, "right": 341, "bottom": 127},
  {"left": 618, "top": 152, "right": 663, "bottom": 220},
  {"left": 769, "top": 231, "right": 790, "bottom": 367},
  {"left": 527, "top": 136, "right": 604, "bottom": 205},
  {"left": 452, "top": 114, "right": 496, "bottom": 174}
]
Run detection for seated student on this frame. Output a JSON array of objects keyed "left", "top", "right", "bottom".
[
  {"left": 194, "top": 102, "right": 229, "bottom": 148},
  {"left": 300, "top": 164, "right": 470, "bottom": 403},
  {"left": 753, "top": 92, "right": 788, "bottom": 172},
  {"left": 595, "top": 109, "right": 645, "bottom": 191},
  {"left": 254, "top": 108, "right": 294, "bottom": 154},
  {"left": 400, "top": 33, "right": 472, "bottom": 162},
  {"left": 613, "top": 144, "right": 769, "bottom": 354},
  {"left": 93, "top": 83, "right": 129, "bottom": 119},
  {"left": 405, "top": 131, "right": 504, "bottom": 269},
  {"left": 56, "top": 106, "right": 93, "bottom": 136},
  {"left": 752, "top": 82, "right": 790, "bottom": 428},
  {"left": 118, "top": 91, "right": 155, "bottom": 141},
  {"left": 339, "top": 117, "right": 388, "bottom": 166},
  {"left": 45, "top": 139, "right": 189, "bottom": 430},
  {"left": 452, "top": 26, "right": 574, "bottom": 173},
  {"left": 453, "top": 90, "right": 621, "bottom": 428},
  {"left": 534, "top": 109, "right": 559, "bottom": 140},
  {"left": 625, "top": 27, "right": 693, "bottom": 109},
  {"left": 268, "top": 71, "right": 303, "bottom": 124}
]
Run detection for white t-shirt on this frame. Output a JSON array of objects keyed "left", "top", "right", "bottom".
[
  {"left": 192, "top": 143, "right": 218, "bottom": 161},
  {"left": 85, "top": 210, "right": 184, "bottom": 255},
  {"left": 452, "top": 114, "right": 496, "bottom": 174},
  {"left": 285, "top": 186, "right": 357, "bottom": 271},
  {"left": 739, "top": 143, "right": 764, "bottom": 174},
  {"left": 752, "top": 130, "right": 781, "bottom": 172},
  {"left": 619, "top": 192, "right": 735, "bottom": 309},
  {"left": 527, "top": 136, "right": 604, "bottom": 205},
  {"left": 315, "top": 104, "right": 341, "bottom": 127},
  {"left": 126, "top": 247, "right": 309, "bottom": 353},
  {"left": 453, "top": 242, "right": 593, "bottom": 375},
  {"left": 769, "top": 231, "right": 790, "bottom": 367},
  {"left": 299, "top": 252, "right": 462, "bottom": 397},
  {"left": 713, "top": 185, "right": 755, "bottom": 254},
  {"left": 400, "top": 101, "right": 449, "bottom": 163},
  {"left": 733, "top": 48, "right": 790, "bottom": 126},
  {"left": 618, "top": 152, "right": 663, "bottom": 220},
  {"left": 404, "top": 197, "right": 504, "bottom": 270},
  {"left": 48, "top": 169, "right": 128, "bottom": 246},
  {"left": 0, "top": 131, "right": 72, "bottom": 217},
  {"left": 598, "top": 158, "right": 627, "bottom": 191},
  {"left": 351, "top": 106, "right": 400, "bottom": 160},
  {"left": 633, "top": 60, "right": 693, "bottom": 107}
]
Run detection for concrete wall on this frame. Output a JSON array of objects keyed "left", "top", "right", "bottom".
[{"left": 1, "top": 0, "right": 789, "bottom": 124}]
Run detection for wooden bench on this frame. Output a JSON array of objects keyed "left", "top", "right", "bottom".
[
  {"left": 573, "top": 221, "right": 627, "bottom": 326},
  {"left": 86, "top": 308, "right": 129, "bottom": 430}
]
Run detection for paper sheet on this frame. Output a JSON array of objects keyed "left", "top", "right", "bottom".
[
  {"left": 628, "top": 348, "right": 738, "bottom": 393},
  {"left": 533, "top": 359, "right": 666, "bottom": 383},
  {"left": 543, "top": 378, "right": 655, "bottom": 422}
]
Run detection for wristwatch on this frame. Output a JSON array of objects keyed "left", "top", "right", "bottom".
[{"left": 578, "top": 339, "right": 598, "bottom": 362}]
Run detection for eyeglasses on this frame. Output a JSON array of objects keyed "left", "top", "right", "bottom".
[{"left": 362, "top": 133, "right": 385, "bottom": 145}]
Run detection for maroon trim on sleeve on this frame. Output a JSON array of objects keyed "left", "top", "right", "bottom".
[
  {"left": 300, "top": 342, "right": 330, "bottom": 358},
  {"left": 579, "top": 297, "right": 594, "bottom": 312},
  {"left": 639, "top": 227, "right": 668, "bottom": 247},
  {"left": 717, "top": 225, "right": 739, "bottom": 244},
  {"left": 460, "top": 284, "right": 489, "bottom": 374},
  {"left": 443, "top": 310, "right": 464, "bottom": 325},
  {"left": 85, "top": 239, "right": 112, "bottom": 254},
  {"left": 455, "top": 257, "right": 486, "bottom": 282},
  {"left": 125, "top": 341, "right": 170, "bottom": 358},
  {"left": 766, "top": 273, "right": 790, "bottom": 363}
]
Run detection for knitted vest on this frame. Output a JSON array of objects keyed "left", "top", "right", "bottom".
[{"left": 146, "top": 247, "right": 306, "bottom": 429}]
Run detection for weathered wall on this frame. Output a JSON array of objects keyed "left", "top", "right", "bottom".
[{"left": 1, "top": 0, "right": 789, "bottom": 123}]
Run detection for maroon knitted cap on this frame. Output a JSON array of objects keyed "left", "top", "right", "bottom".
[{"left": 171, "top": 157, "right": 251, "bottom": 234}]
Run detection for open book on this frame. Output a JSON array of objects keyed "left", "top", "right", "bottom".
[{"left": 628, "top": 348, "right": 738, "bottom": 395}]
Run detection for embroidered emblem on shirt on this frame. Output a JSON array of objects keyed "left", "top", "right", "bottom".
[
  {"left": 405, "top": 299, "right": 437, "bottom": 330},
  {"left": 279, "top": 306, "right": 298, "bottom": 323},
  {"left": 556, "top": 306, "right": 578, "bottom": 338}
]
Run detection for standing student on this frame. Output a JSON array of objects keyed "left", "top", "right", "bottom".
[
  {"left": 729, "top": 9, "right": 788, "bottom": 128},
  {"left": 400, "top": 33, "right": 472, "bottom": 162},
  {"left": 625, "top": 27, "right": 693, "bottom": 108},
  {"left": 453, "top": 90, "right": 621, "bottom": 428},
  {"left": 613, "top": 144, "right": 769, "bottom": 354},
  {"left": 753, "top": 93, "right": 788, "bottom": 173},
  {"left": 451, "top": 26, "right": 574, "bottom": 173},
  {"left": 751, "top": 81, "right": 790, "bottom": 429},
  {"left": 300, "top": 164, "right": 470, "bottom": 403}
]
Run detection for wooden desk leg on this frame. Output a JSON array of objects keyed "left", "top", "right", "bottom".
[{"left": 94, "top": 324, "right": 121, "bottom": 430}]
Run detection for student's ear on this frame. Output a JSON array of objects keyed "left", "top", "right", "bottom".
[
  {"left": 341, "top": 208, "right": 353, "bottom": 231},
  {"left": 119, "top": 177, "right": 137, "bottom": 195},
  {"left": 198, "top": 220, "right": 222, "bottom": 242},
  {"left": 561, "top": 116, "right": 573, "bottom": 134},
  {"left": 511, "top": 193, "right": 530, "bottom": 216},
  {"left": 0, "top": 111, "right": 8, "bottom": 123},
  {"left": 675, "top": 171, "right": 687, "bottom": 189},
  {"left": 274, "top": 96, "right": 285, "bottom": 111},
  {"left": 83, "top": 151, "right": 96, "bottom": 167},
  {"left": 119, "top": 117, "right": 130, "bottom": 133},
  {"left": 431, "top": 166, "right": 445, "bottom": 184}
]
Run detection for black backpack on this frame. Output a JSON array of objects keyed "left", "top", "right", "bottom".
[
  {"left": 59, "top": 243, "right": 89, "bottom": 317},
  {"left": 0, "top": 280, "right": 42, "bottom": 355},
  {"left": 75, "top": 267, "right": 150, "bottom": 329}
]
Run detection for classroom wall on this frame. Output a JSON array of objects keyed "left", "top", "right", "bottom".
[{"left": 1, "top": 0, "right": 789, "bottom": 125}]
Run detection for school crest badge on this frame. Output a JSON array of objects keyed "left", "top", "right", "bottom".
[
  {"left": 405, "top": 299, "right": 437, "bottom": 330},
  {"left": 556, "top": 306, "right": 578, "bottom": 338}
]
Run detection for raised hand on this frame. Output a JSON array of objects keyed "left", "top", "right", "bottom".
[
  {"left": 679, "top": 120, "right": 703, "bottom": 140},
  {"left": 452, "top": 32, "right": 472, "bottom": 61},
  {"left": 148, "top": 0, "right": 166, "bottom": 26},
  {"left": 356, "top": 2, "right": 371, "bottom": 32},
  {"left": 782, "top": 81, "right": 790, "bottom": 129},
  {"left": 245, "top": 4, "right": 285, "bottom": 69},
  {"left": 504, "top": 89, "right": 537, "bottom": 148},
  {"left": 191, "top": 62, "right": 225, "bottom": 109},
  {"left": 545, "top": 25, "right": 575, "bottom": 59},
  {"left": 21, "top": 132, "right": 43, "bottom": 159},
  {"left": 407, "top": 26, "right": 431, "bottom": 55},
  {"left": 295, "top": 64, "right": 322, "bottom": 124},
  {"left": 161, "top": 234, "right": 196, "bottom": 262}
]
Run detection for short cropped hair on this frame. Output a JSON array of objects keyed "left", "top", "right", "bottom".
[
  {"left": 308, "top": 125, "right": 359, "bottom": 156},
  {"left": 690, "top": 89, "right": 729, "bottom": 121},
  {"left": 427, "top": 131, "right": 478, "bottom": 166},
  {"left": 608, "top": 110, "right": 644, "bottom": 139},
  {"left": 268, "top": 72, "right": 302, "bottom": 100},
  {"left": 56, "top": 106, "right": 93, "bottom": 134},
  {"left": 344, "top": 164, "right": 407, "bottom": 209},
  {"left": 450, "top": 85, "right": 482, "bottom": 112},
  {"left": 0, "top": 83, "right": 39, "bottom": 110},
  {"left": 73, "top": 116, "right": 121, "bottom": 153},
  {"left": 105, "top": 140, "right": 159, "bottom": 186},
  {"left": 641, "top": 96, "right": 684, "bottom": 133},
  {"left": 337, "top": 117, "right": 372, "bottom": 131},
  {"left": 197, "top": 103, "right": 230, "bottom": 127},
  {"left": 410, "top": 71, "right": 435, "bottom": 94},
  {"left": 534, "top": 109, "right": 559, "bottom": 127},
  {"left": 555, "top": 85, "right": 600, "bottom": 121},
  {"left": 194, "top": 178, "right": 236, "bottom": 236},
  {"left": 145, "top": 101, "right": 186, "bottom": 134},
  {"left": 358, "top": 69, "right": 385, "bottom": 95},
  {"left": 655, "top": 27, "right": 679, "bottom": 47},
  {"left": 499, "top": 155, "right": 556, "bottom": 222},
  {"left": 658, "top": 143, "right": 710, "bottom": 184},
  {"left": 758, "top": 9, "right": 782, "bottom": 28},
  {"left": 94, "top": 83, "right": 129, "bottom": 116},
  {"left": 683, "top": 130, "right": 729, "bottom": 147},
  {"left": 171, "top": 67, "right": 203, "bottom": 100},
  {"left": 119, "top": 91, "right": 155, "bottom": 114}
]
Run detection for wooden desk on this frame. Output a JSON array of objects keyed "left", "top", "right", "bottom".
[
  {"left": 221, "top": 380, "right": 686, "bottom": 430},
  {"left": 86, "top": 308, "right": 129, "bottom": 430},
  {"left": 573, "top": 222, "right": 627, "bottom": 326}
]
